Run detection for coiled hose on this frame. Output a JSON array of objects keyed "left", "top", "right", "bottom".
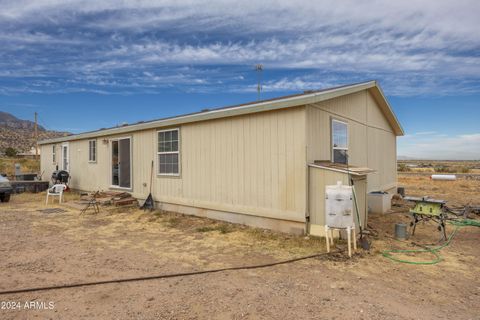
[{"left": 382, "top": 219, "right": 479, "bottom": 265}]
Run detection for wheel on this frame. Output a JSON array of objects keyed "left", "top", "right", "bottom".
[{"left": 0, "top": 193, "right": 10, "bottom": 202}]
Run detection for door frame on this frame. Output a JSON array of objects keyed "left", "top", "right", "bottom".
[
  {"left": 109, "top": 136, "right": 133, "bottom": 190},
  {"left": 61, "top": 142, "right": 69, "bottom": 171}
]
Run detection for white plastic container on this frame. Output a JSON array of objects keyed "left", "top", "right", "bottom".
[
  {"left": 431, "top": 174, "right": 456, "bottom": 181},
  {"left": 325, "top": 181, "right": 354, "bottom": 228},
  {"left": 368, "top": 192, "right": 391, "bottom": 214}
]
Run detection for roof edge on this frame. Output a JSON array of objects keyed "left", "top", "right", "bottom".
[
  {"left": 39, "top": 80, "right": 397, "bottom": 145},
  {"left": 368, "top": 81, "right": 404, "bottom": 136}
]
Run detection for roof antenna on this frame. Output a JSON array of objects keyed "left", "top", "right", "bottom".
[{"left": 255, "top": 64, "right": 263, "bottom": 101}]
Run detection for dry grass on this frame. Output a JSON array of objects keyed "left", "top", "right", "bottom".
[
  {"left": 5, "top": 192, "right": 328, "bottom": 260},
  {"left": 398, "top": 160, "right": 480, "bottom": 174},
  {"left": 398, "top": 175, "right": 480, "bottom": 206},
  {"left": 7, "top": 174, "right": 477, "bottom": 261},
  {"left": 148, "top": 210, "right": 327, "bottom": 256},
  {"left": 0, "top": 157, "right": 40, "bottom": 177},
  {"left": 409, "top": 167, "right": 435, "bottom": 173}
]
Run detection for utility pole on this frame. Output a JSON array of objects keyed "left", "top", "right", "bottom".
[
  {"left": 255, "top": 64, "right": 263, "bottom": 101},
  {"left": 34, "top": 112, "right": 38, "bottom": 160}
]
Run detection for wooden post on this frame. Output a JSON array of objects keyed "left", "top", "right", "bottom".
[
  {"left": 347, "top": 227, "right": 352, "bottom": 258},
  {"left": 34, "top": 112, "right": 38, "bottom": 160},
  {"left": 325, "top": 225, "right": 330, "bottom": 253}
]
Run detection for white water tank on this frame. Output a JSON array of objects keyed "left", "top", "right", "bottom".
[
  {"left": 431, "top": 174, "right": 456, "bottom": 181},
  {"left": 325, "top": 181, "right": 354, "bottom": 228}
]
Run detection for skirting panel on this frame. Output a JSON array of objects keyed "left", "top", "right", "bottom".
[{"left": 158, "top": 201, "right": 306, "bottom": 235}]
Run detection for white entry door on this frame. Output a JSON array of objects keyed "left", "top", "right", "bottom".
[
  {"left": 62, "top": 143, "right": 69, "bottom": 171},
  {"left": 111, "top": 137, "right": 131, "bottom": 189}
]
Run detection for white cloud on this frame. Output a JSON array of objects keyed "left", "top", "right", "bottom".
[
  {"left": 3, "top": 1, "right": 478, "bottom": 43},
  {"left": 0, "top": 0, "right": 479, "bottom": 95},
  {"left": 398, "top": 132, "right": 480, "bottom": 160},
  {"left": 414, "top": 131, "right": 437, "bottom": 135}
]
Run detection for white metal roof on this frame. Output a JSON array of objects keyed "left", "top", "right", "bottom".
[{"left": 39, "top": 80, "right": 404, "bottom": 145}]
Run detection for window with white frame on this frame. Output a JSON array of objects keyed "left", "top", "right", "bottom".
[
  {"left": 88, "top": 140, "right": 97, "bottom": 162},
  {"left": 332, "top": 119, "right": 348, "bottom": 164},
  {"left": 158, "top": 129, "right": 179, "bottom": 175},
  {"left": 52, "top": 145, "right": 56, "bottom": 163}
]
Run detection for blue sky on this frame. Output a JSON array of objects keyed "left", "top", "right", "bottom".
[{"left": 0, "top": 0, "right": 479, "bottom": 159}]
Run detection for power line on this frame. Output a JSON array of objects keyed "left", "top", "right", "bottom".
[{"left": 37, "top": 114, "right": 51, "bottom": 131}]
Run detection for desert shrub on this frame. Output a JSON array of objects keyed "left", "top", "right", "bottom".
[
  {"left": 434, "top": 166, "right": 451, "bottom": 173},
  {"left": 196, "top": 226, "right": 216, "bottom": 232},
  {"left": 398, "top": 163, "right": 410, "bottom": 172},
  {"left": 4, "top": 147, "right": 17, "bottom": 157},
  {"left": 195, "top": 224, "right": 233, "bottom": 234},
  {"left": 457, "top": 166, "right": 470, "bottom": 173},
  {"left": 217, "top": 224, "right": 233, "bottom": 234},
  {"left": 166, "top": 217, "right": 181, "bottom": 227},
  {"left": 435, "top": 166, "right": 469, "bottom": 173}
]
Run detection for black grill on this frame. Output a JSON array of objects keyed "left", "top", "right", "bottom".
[{"left": 51, "top": 170, "right": 69, "bottom": 184}]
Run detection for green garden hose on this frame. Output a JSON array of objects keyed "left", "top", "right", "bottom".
[
  {"left": 449, "top": 219, "right": 480, "bottom": 227},
  {"left": 382, "top": 219, "right": 479, "bottom": 265}
]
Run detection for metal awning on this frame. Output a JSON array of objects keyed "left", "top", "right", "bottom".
[{"left": 308, "top": 161, "right": 376, "bottom": 176}]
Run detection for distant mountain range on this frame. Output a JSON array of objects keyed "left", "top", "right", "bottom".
[
  {"left": 397, "top": 155, "right": 419, "bottom": 160},
  {"left": 0, "top": 111, "right": 71, "bottom": 153}
]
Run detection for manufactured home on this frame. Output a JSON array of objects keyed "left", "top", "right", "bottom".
[{"left": 39, "top": 81, "right": 403, "bottom": 235}]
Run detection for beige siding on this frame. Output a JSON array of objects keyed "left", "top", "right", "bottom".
[
  {"left": 366, "top": 127, "right": 397, "bottom": 191},
  {"left": 306, "top": 89, "right": 397, "bottom": 192},
  {"left": 314, "top": 90, "right": 367, "bottom": 123},
  {"left": 70, "top": 139, "right": 109, "bottom": 190},
  {"left": 366, "top": 91, "right": 393, "bottom": 132},
  {"left": 40, "top": 143, "right": 57, "bottom": 180},
  {"left": 161, "top": 107, "right": 306, "bottom": 222},
  {"left": 41, "top": 107, "right": 307, "bottom": 224}
]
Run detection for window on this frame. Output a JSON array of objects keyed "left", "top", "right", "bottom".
[
  {"left": 52, "top": 145, "right": 56, "bottom": 163},
  {"left": 158, "top": 129, "right": 180, "bottom": 175},
  {"left": 89, "top": 140, "right": 97, "bottom": 162},
  {"left": 332, "top": 119, "right": 348, "bottom": 164}
]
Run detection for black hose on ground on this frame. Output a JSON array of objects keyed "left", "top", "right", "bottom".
[{"left": 0, "top": 250, "right": 343, "bottom": 296}]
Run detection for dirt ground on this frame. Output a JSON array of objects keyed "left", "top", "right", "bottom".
[{"left": 0, "top": 189, "right": 479, "bottom": 319}]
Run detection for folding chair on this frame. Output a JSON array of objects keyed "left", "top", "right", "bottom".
[{"left": 80, "top": 191, "right": 100, "bottom": 215}]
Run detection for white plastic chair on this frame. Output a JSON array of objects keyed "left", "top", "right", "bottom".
[{"left": 46, "top": 184, "right": 66, "bottom": 205}]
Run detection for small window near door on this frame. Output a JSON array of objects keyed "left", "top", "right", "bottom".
[
  {"left": 89, "top": 140, "right": 97, "bottom": 162},
  {"left": 332, "top": 119, "right": 348, "bottom": 164},
  {"left": 62, "top": 144, "right": 69, "bottom": 171},
  {"left": 158, "top": 129, "right": 180, "bottom": 175},
  {"left": 52, "top": 145, "right": 56, "bottom": 163}
]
